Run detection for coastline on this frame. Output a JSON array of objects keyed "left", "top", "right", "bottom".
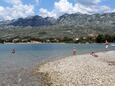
[
  {"left": 35, "top": 51, "right": 115, "bottom": 86},
  {"left": 2, "top": 42, "right": 66, "bottom": 45},
  {"left": 1, "top": 42, "right": 115, "bottom": 45},
  {"left": 0, "top": 50, "right": 115, "bottom": 85}
]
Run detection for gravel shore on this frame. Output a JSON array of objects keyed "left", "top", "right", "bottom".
[
  {"left": 1, "top": 51, "right": 115, "bottom": 86},
  {"left": 38, "top": 51, "right": 115, "bottom": 86}
]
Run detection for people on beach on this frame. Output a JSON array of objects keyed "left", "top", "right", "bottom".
[
  {"left": 12, "top": 48, "right": 15, "bottom": 54},
  {"left": 72, "top": 48, "right": 76, "bottom": 55},
  {"left": 90, "top": 52, "right": 98, "bottom": 57}
]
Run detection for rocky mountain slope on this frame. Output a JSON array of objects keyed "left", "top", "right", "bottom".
[{"left": 0, "top": 12, "right": 115, "bottom": 39}]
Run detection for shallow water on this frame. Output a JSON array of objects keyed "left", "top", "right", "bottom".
[
  {"left": 0, "top": 43, "right": 115, "bottom": 85},
  {"left": 0, "top": 43, "right": 115, "bottom": 72}
]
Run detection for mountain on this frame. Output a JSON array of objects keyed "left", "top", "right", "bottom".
[
  {"left": 0, "top": 12, "right": 115, "bottom": 40},
  {"left": 0, "top": 15, "right": 57, "bottom": 27},
  {"left": 58, "top": 13, "right": 115, "bottom": 26},
  {"left": 0, "top": 12, "right": 115, "bottom": 27}
]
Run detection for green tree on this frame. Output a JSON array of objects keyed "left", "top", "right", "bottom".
[{"left": 96, "top": 34, "right": 105, "bottom": 43}]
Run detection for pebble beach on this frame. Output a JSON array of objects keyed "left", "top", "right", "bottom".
[{"left": 37, "top": 51, "right": 115, "bottom": 86}]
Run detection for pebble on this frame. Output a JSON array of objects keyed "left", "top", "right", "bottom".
[{"left": 39, "top": 51, "right": 115, "bottom": 86}]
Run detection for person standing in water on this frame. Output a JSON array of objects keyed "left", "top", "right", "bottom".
[
  {"left": 12, "top": 48, "right": 16, "bottom": 54},
  {"left": 72, "top": 48, "right": 77, "bottom": 55},
  {"left": 105, "top": 40, "right": 109, "bottom": 49}
]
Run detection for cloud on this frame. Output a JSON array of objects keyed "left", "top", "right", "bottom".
[
  {"left": 54, "top": 0, "right": 99, "bottom": 14},
  {"left": 39, "top": 8, "right": 57, "bottom": 18},
  {"left": 39, "top": 0, "right": 74, "bottom": 18},
  {"left": 39, "top": 0, "right": 113, "bottom": 18},
  {"left": 7, "top": 0, "right": 22, "bottom": 5},
  {"left": 77, "top": 0, "right": 101, "bottom": 6},
  {"left": 100, "top": 5, "right": 111, "bottom": 13},
  {"left": 54, "top": 0, "right": 73, "bottom": 13},
  {"left": 0, "top": 0, "right": 114, "bottom": 20},
  {"left": 0, "top": 0, "right": 35, "bottom": 20},
  {"left": 73, "top": 3, "right": 97, "bottom": 14}
]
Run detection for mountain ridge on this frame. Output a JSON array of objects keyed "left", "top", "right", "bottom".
[
  {"left": 0, "top": 12, "right": 115, "bottom": 27},
  {"left": 0, "top": 12, "right": 115, "bottom": 40}
]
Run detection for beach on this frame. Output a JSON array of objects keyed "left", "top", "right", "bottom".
[
  {"left": 1, "top": 43, "right": 115, "bottom": 85},
  {"left": 0, "top": 50, "right": 115, "bottom": 86},
  {"left": 35, "top": 51, "right": 115, "bottom": 86}
]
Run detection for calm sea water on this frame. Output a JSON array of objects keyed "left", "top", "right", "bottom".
[{"left": 0, "top": 43, "right": 115, "bottom": 72}]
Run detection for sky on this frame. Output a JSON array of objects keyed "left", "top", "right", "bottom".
[{"left": 0, "top": 0, "right": 115, "bottom": 20}]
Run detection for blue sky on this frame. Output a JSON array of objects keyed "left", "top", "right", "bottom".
[{"left": 0, "top": 0, "right": 115, "bottom": 20}]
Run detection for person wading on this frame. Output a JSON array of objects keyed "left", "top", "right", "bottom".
[
  {"left": 105, "top": 40, "right": 109, "bottom": 49},
  {"left": 73, "top": 48, "right": 76, "bottom": 55},
  {"left": 12, "top": 48, "right": 16, "bottom": 54}
]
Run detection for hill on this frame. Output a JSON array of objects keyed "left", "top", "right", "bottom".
[{"left": 0, "top": 12, "right": 115, "bottom": 43}]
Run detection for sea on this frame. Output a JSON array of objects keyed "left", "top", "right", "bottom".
[
  {"left": 0, "top": 43, "right": 115, "bottom": 72},
  {"left": 0, "top": 43, "right": 115, "bottom": 86},
  {"left": 0, "top": 43, "right": 115, "bottom": 71}
]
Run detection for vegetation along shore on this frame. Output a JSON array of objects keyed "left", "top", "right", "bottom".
[{"left": 0, "top": 34, "right": 115, "bottom": 44}]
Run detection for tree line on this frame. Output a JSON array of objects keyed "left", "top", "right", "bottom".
[{"left": 0, "top": 34, "right": 115, "bottom": 43}]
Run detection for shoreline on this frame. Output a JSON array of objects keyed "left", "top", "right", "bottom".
[
  {"left": 0, "top": 50, "right": 115, "bottom": 85},
  {"left": 36, "top": 51, "right": 115, "bottom": 86},
  {"left": 1, "top": 42, "right": 115, "bottom": 45},
  {"left": 1, "top": 42, "right": 66, "bottom": 45}
]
